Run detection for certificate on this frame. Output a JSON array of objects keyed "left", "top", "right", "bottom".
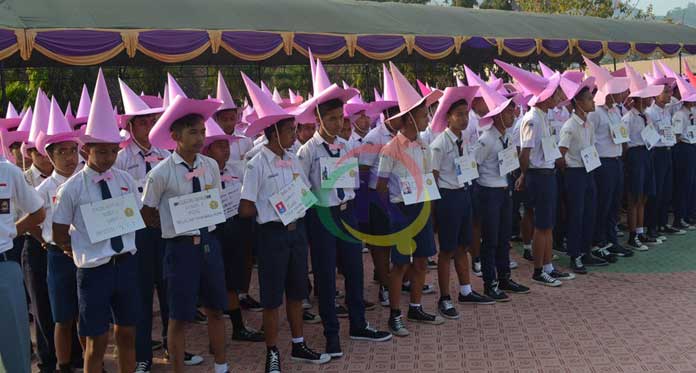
[
  {"left": 319, "top": 157, "right": 358, "bottom": 189},
  {"left": 541, "top": 135, "right": 562, "bottom": 162},
  {"left": 609, "top": 121, "right": 630, "bottom": 144},
  {"left": 269, "top": 178, "right": 317, "bottom": 226},
  {"left": 580, "top": 146, "right": 601, "bottom": 173},
  {"left": 168, "top": 189, "right": 226, "bottom": 234},
  {"left": 220, "top": 183, "right": 241, "bottom": 219},
  {"left": 400, "top": 173, "right": 441, "bottom": 205},
  {"left": 641, "top": 124, "right": 661, "bottom": 150},
  {"left": 80, "top": 193, "right": 145, "bottom": 244},
  {"left": 686, "top": 125, "right": 696, "bottom": 144},
  {"left": 455, "top": 154, "right": 478, "bottom": 186},
  {"left": 498, "top": 147, "right": 520, "bottom": 176},
  {"left": 661, "top": 125, "right": 676, "bottom": 146}
]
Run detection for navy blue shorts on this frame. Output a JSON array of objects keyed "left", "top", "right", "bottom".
[
  {"left": 77, "top": 253, "right": 139, "bottom": 337},
  {"left": 390, "top": 202, "right": 437, "bottom": 265},
  {"left": 47, "top": 247, "right": 78, "bottom": 323},
  {"left": 215, "top": 216, "right": 250, "bottom": 292},
  {"left": 470, "top": 182, "right": 482, "bottom": 221},
  {"left": 436, "top": 188, "right": 473, "bottom": 252},
  {"left": 368, "top": 189, "right": 395, "bottom": 239},
  {"left": 164, "top": 234, "right": 228, "bottom": 321},
  {"left": 626, "top": 146, "right": 655, "bottom": 197},
  {"left": 256, "top": 219, "right": 309, "bottom": 309},
  {"left": 525, "top": 170, "right": 558, "bottom": 230}
]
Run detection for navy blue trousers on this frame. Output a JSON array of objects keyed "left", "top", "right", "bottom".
[
  {"left": 594, "top": 158, "right": 623, "bottom": 246},
  {"left": 564, "top": 168, "right": 596, "bottom": 258},
  {"left": 135, "top": 227, "right": 168, "bottom": 362},
  {"left": 646, "top": 147, "right": 673, "bottom": 230},
  {"left": 478, "top": 186, "right": 512, "bottom": 284}
]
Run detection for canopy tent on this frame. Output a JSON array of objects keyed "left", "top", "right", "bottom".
[{"left": 1, "top": 0, "right": 696, "bottom": 67}]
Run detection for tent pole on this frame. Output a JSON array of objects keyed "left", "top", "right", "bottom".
[
  {"left": 0, "top": 61, "right": 5, "bottom": 116},
  {"left": 613, "top": 57, "right": 616, "bottom": 71},
  {"left": 679, "top": 51, "right": 683, "bottom": 75}
]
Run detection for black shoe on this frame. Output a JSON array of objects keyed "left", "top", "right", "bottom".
[
  {"left": 240, "top": 295, "right": 263, "bottom": 312},
  {"left": 193, "top": 309, "right": 207, "bottom": 324},
  {"left": 335, "top": 304, "right": 348, "bottom": 318},
  {"left": 638, "top": 233, "right": 660, "bottom": 246},
  {"left": 592, "top": 247, "right": 617, "bottom": 263},
  {"left": 349, "top": 324, "right": 393, "bottom": 342},
  {"left": 388, "top": 310, "right": 409, "bottom": 337},
  {"left": 570, "top": 256, "right": 587, "bottom": 274},
  {"left": 549, "top": 269, "right": 576, "bottom": 280},
  {"left": 407, "top": 305, "right": 444, "bottom": 325},
  {"left": 151, "top": 340, "right": 163, "bottom": 351},
  {"left": 265, "top": 347, "right": 281, "bottom": 373},
  {"left": 472, "top": 258, "right": 482, "bottom": 277},
  {"left": 291, "top": 342, "right": 331, "bottom": 364},
  {"left": 303, "top": 310, "right": 321, "bottom": 324},
  {"left": 325, "top": 336, "right": 343, "bottom": 358},
  {"left": 532, "top": 271, "right": 562, "bottom": 287},
  {"left": 484, "top": 282, "right": 510, "bottom": 302},
  {"left": 437, "top": 296, "right": 460, "bottom": 319},
  {"left": 457, "top": 290, "right": 496, "bottom": 305},
  {"left": 618, "top": 223, "right": 628, "bottom": 232},
  {"left": 334, "top": 290, "right": 345, "bottom": 299},
  {"left": 523, "top": 249, "right": 534, "bottom": 261},
  {"left": 627, "top": 235, "right": 649, "bottom": 251},
  {"left": 135, "top": 361, "right": 152, "bottom": 373},
  {"left": 427, "top": 259, "right": 438, "bottom": 269},
  {"left": 165, "top": 350, "right": 204, "bottom": 366},
  {"left": 660, "top": 225, "right": 686, "bottom": 235},
  {"left": 401, "top": 283, "right": 435, "bottom": 294},
  {"left": 498, "top": 278, "right": 531, "bottom": 294},
  {"left": 232, "top": 326, "right": 265, "bottom": 342},
  {"left": 581, "top": 253, "right": 608, "bottom": 267},
  {"left": 646, "top": 231, "right": 666, "bottom": 242},
  {"left": 362, "top": 299, "right": 377, "bottom": 311},
  {"left": 607, "top": 243, "right": 634, "bottom": 257}
]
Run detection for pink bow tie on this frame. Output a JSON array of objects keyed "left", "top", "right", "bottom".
[
  {"left": 92, "top": 171, "right": 113, "bottom": 183},
  {"left": 143, "top": 155, "right": 160, "bottom": 163},
  {"left": 329, "top": 143, "right": 344, "bottom": 151},
  {"left": 221, "top": 174, "right": 236, "bottom": 182},
  {"left": 276, "top": 159, "right": 293, "bottom": 168},
  {"left": 185, "top": 167, "right": 205, "bottom": 180}
]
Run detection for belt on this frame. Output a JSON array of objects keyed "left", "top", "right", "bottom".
[
  {"left": 527, "top": 168, "right": 556, "bottom": 175},
  {"left": 261, "top": 218, "right": 304, "bottom": 232},
  {"left": 167, "top": 235, "right": 203, "bottom": 245},
  {"left": 654, "top": 147, "right": 671, "bottom": 152},
  {"left": 330, "top": 201, "right": 350, "bottom": 212},
  {"left": 46, "top": 244, "right": 62, "bottom": 253},
  {"left": 108, "top": 252, "right": 133, "bottom": 265},
  {"left": 599, "top": 156, "right": 621, "bottom": 161},
  {"left": 479, "top": 185, "right": 508, "bottom": 191}
]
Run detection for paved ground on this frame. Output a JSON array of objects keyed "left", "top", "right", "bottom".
[{"left": 36, "top": 229, "right": 696, "bottom": 372}]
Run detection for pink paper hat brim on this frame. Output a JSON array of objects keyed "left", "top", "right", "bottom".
[
  {"left": 387, "top": 89, "right": 444, "bottom": 123},
  {"left": 528, "top": 73, "right": 561, "bottom": 107},
  {"left": 560, "top": 77, "right": 596, "bottom": 102},
  {"left": 430, "top": 86, "right": 479, "bottom": 134},
  {"left": 140, "top": 95, "right": 164, "bottom": 109},
  {"left": 369, "top": 100, "right": 399, "bottom": 114},
  {"left": 37, "top": 131, "right": 82, "bottom": 156},
  {"left": 629, "top": 85, "right": 663, "bottom": 98},
  {"left": 0, "top": 118, "right": 21, "bottom": 129},
  {"left": 245, "top": 114, "right": 295, "bottom": 138},
  {"left": 344, "top": 103, "right": 371, "bottom": 118},
  {"left": 1, "top": 130, "right": 29, "bottom": 146},
  {"left": 204, "top": 134, "right": 242, "bottom": 148},
  {"left": 149, "top": 96, "right": 222, "bottom": 150},
  {"left": 118, "top": 107, "right": 165, "bottom": 128},
  {"left": 594, "top": 78, "right": 629, "bottom": 106}
]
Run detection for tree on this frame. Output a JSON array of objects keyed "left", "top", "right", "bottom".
[
  {"left": 449, "top": 0, "right": 477, "bottom": 7},
  {"left": 358, "top": 0, "right": 430, "bottom": 3},
  {"left": 480, "top": 0, "right": 513, "bottom": 10},
  {"left": 513, "top": 0, "right": 654, "bottom": 20}
]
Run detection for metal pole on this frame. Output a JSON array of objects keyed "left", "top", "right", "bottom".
[
  {"left": 613, "top": 57, "right": 617, "bottom": 72},
  {"left": 679, "top": 51, "right": 683, "bottom": 75}
]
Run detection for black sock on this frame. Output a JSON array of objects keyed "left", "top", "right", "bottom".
[
  {"left": 228, "top": 308, "right": 244, "bottom": 331},
  {"left": 533, "top": 267, "right": 542, "bottom": 276},
  {"left": 58, "top": 363, "right": 73, "bottom": 373},
  {"left": 439, "top": 295, "right": 450, "bottom": 302},
  {"left": 390, "top": 308, "right": 401, "bottom": 317},
  {"left": 267, "top": 345, "right": 277, "bottom": 352}
]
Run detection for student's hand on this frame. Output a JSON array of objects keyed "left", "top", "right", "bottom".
[
  {"left": 515, "top": 174, "right": 525, "bottom": 191},
  {"left": 555, "top": 158, "right": 566, "bottom": 170},
  {"left": 62, "top": 247, "right": 73, "bottom": 258}
]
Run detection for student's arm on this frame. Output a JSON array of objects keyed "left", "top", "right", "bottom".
[
  {"left": 376, "top": 150, "right": 393, "bottom": 197},
  {"left": 430, "top": 142, "right": 443, "bottom": 185},
  {"left": 516, "top": 148, "right": 530, "bottom": 191},
  {"left": 238, "top": 199, "right": 257, "bottom": 219},
  {"left": 52, "top": 223, "right": 71, "bottom": 256},
  {"left": 17, "top": 208, "right": 45, "bottom": 236},
  {"left": 13, "top": 166, "right": 46, "bottom": 235},
  {"left": 140, "top": 206, "right": 161, "bottom": 229},
  {"left": 239, "top": 160, "right": 260, "bottom": 219},
  {"left": 141, "top": 170, "right": 165, "bottom": 228},
  {"left": 296, "top": 144, "right": 312, "bottom": 178}
]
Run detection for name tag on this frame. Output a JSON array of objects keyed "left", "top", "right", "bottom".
[
  {"left": 541, "top": 135, "right": 562, "bottom": 162},
  {"left": 269, "top": 178, "right": 317, "bottom": 226},
  {"left": 80, "top": 193, "right": 145, "bottom": 244},
  {"left": 686, "top": 125, "right": 696, "bottom": 144},
  {"left": 641, "top": 124, "right": 661, "bottom": 150},
  {"left": 498, "top": 147, "right": 520, "bottom": 176},
  {"left": 168, "top": 189, "right": 226, "bottom": 234},
  {"left": 319, "top": 157, "right": 358, "bottom": 189},
  {"left": 661, "top": 125, "right": 676, "bottom": 146},
  {"left": 220, "top": 183, "right": 241, "bottom": 219},
  {"left": 580, "top": 146, "right": 601, "bottom": 173},
  {"left": 400, "top": 173, "right": 441, "bottom": 205},
  {"left": 609, "top": 122, "right": 630, "bottom": 144},
  {"left": 454, "top": 154, "right": 478, "bottom": 186},
  {"left": 673, "top": 119, "right": 684, "bottom": 134}
]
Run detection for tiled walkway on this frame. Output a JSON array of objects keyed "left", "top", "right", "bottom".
[{"left": 58, "top": 232, "right": 696, "bottom": 372}]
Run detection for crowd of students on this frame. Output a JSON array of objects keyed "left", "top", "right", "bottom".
[{"left": 1, "top": 53, "right": 695, "bottom": 373}]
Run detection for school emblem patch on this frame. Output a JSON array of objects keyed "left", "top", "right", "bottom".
[
  {"left": 209, "top": 200, "right": 219, "bottom": 209},
  {"left": 124, "top": 207, "right": 134, "bottom": 217}
]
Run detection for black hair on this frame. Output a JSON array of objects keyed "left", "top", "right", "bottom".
[
  {"left": 264, "top": 118, "right": 295, "bottom": 141},
  {"left": 214, "top": 108, "right": 238, "bottom": 119},
  {"left": 170, "top": 113, "right": 204, "bottom": 133},
  {"left": 571, "top": 86, "right": 592, "bottom": 108},
  {"left": 385, "top": 105, "right": 400, "bottom": 118},
  {"left": 46, "top": 143, "right": 56, "bottom": 156},
  {"left": 9, "top": 142, "right": 21, "bottom": 149},
  {"left": 448, "top": 99, "right": 469, "bottom": 114},
  {"left": 317, "top": 99, "right": 344, "bottom": 117}
]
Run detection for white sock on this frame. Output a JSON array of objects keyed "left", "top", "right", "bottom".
[
  {"left": 460, "top": 284, "right": 472, "bottom": 296},
  {"left": 403, "top": 281, "right": 411, "bottom": 287},
  {"left": 523, "top": 244, "right": 532, "bottom": 250},
  {"left": 636, "top": 227, "right": 644, "bottom": 234},
  {"left": 238, "top": 293, "right": 248, "bottom": 299},
  {"left": 409, "top": 303, "right": 420, "bottom": 308},
  {"left": 543, "top": 263, "right": 554, "bottom": 273},
  {"left": 291, "top": 337, "right": 304, "bottom": 344},
  {"left": 214, "top": 363, "right": 228, "bottom": 373}
]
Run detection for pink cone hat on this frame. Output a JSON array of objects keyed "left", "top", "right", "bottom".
[
  {"left": 260, "top": 81, "right": 272, "bottom": 96},
  {"left": 583, "top": 56, "right": 629, "bottom": 106},
  {"left": 382, "top": 64, "right": 398, "bottom": 104},
  {"left": 216, "top": 71, "right": 238, "bottom": 112},
  {"left": 583, "top": 56, "right": 614, "bottom": 88},
  {"left": 118, "top": 78, "right": 164, "bottom": 127},
  {"left": 611, "top": 68, "right": 626, "bottom": 78},
  {"left": 241, "top": 72, "right": 295, "bottom": 138},
  {"left": 479, "top": 80, "right": 515, "bottom": 127},
  {"left": 417, "top": 80, "right": 432, "bottom": 97},
  {"left": 2, "top": 107, "right": 31, "bottom": 147},
  {"left": 373, "top": 88, "right": 383, "bottom": 102},
  {"left": 313, "top": 59, "right": 332, "bottom": 96},
  {"left": 149, "top": 95, "right": 222, "bottom": 150},
  {"left": 68, "top": 84, "right": 91, "bottom": 127},
  {"left": 36, "top": 97, "right": 81, "bottom": 155},
  {"left": 162, "top": 83, "right": 170, "bottom": 109},
  {"left": 684, "top": 60, "right": 696, "bottom": 88},
  {"left": 308, "top": 48, "right": 317, "bottom": 84},
  {"left": 645, "top": 61, "right": 676, "bottom": 87},
  {"left": 28, "top": 89, "right": 51, "bottom": 148},
  {"left": 289, "top": 89, "right": 304, "bottom": 105},
  {"left": 495, "top": 59, "right": 561, "bottom": 107},
  {"left": 658, "top": 61, "right": 679, "bottom": 80},
  {"left": 559, "top": 76, "right": 596, "bottom": 103},
  {"left": 675, "top": 73, "right": 696, "bottom": 102},
  {"left": 625, "top": 63, "right": 662, "bottom": 99},
  {"left": 6, "top": 102, "right": 18, "bottom": 118},
  {"left": 242, "top": 105, "right": 257, "bottom": 125},
  {"left": 81, "top": 69, "right": 127, "bottom": 144},
  {"left": 387, "top": 62, "right": 443, "bottom": 122},
  {"left": 64, "top": 101, "right": 74, "bottom": 121},
  {"left": 203, "top": 116, "right": 241, "bottom": 148},
  {"left": 430, "top": 85, "right": 479, "bottom": 134},
  {"left": 140, "top": 94, "right": 163, "bottom": 109},
  {"left": 538, "top": 61, "right": 556, "bottom": 79},
  {"left": 167, "top": 73, "right": 188, "bottom": 105},
  {"left": 292, "top": 59, "right": 359, "bottom": 121},
  {"left": 0, "top": 101, "right": 21, "bottom": 129},
  {"left": 343, "top": 82, "right": 370, "bottom": 117}
]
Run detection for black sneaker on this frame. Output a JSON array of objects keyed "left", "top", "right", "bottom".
[
  {"left": 523, "top": 249, "right": 534, "bottom": 261},
  {"left": 592, "top": 248, "right": 617, "bottom": 263},
  {"left": 363, "top": 299, "right": 377, "bottom": 311},
  {"left": 607, "top": 243, "right": 634, "bottom": 257},
  {"left": 638, "top": 233, "right": 660, "bottom": 246},
  {"left": 193, "top": 309, "right": 207, "bottom": 325},
  {"left": 240, "top": 295, "right": 263, "bottom": 312},
  {"left": 232, "top": 326, "right": 265, "bottom": 342},
  {"left": 151, "top": 340, "right": 163, "bottom": 351},
  {"left": 335, "top": 304, "right": 348, "bottom": 318},
  {"left": 303, "top": 310, "right": 321, "bottom": 324},
  {"left": 349, "top": 324, "right": 393, "bottom": 342},
  {"left": 570, "top": 256, "right": 587, "bottom": 274},
  {"left": 437, "top": 296, "right": 460, "bottom": 319},
  {"left": 472, "top": 258, "right": 482, "bottom": 277},
  {"left": 265, "top": 347, "right": 281, "bottom": 373},
  {"left": 660, "top": 225, "right": 686, "bottom": 235},
  {"left": 532, "top": 271, "right": 562, "bottom": 287},
  {"left": 165, "top": 350, "right": 204, "bottom": 366},
  {"left": 378, "top": 286, "right": 390, "bottom": 307},
  {"left": 550, "top": 269, "right": 576, "bottom": 280},
  {"left": 291, "top": 342, "right": 331, "bottom": 364},
  {"left": 427, "top": 259, "right": 438, "bottom": 269},
  {"left": 498, "top": 278, "right": 530, "bottom": 294},
  {"left": 581, "top": 254, "right": 608, "bottom": 267},
  {"left": 401, "top": 283, "right": 435, "bottom": 294},
  {"left": 334, "top": 290, "right": 345, "bottom": 299},
  {"left": 388, "top": 311, "right": 409, "bottom": 337},
  {"left": 325, "top": 337, "right": 343, "bottom": 358},
  {"left": 674, "top": 220, "right": 694, "bottom": 231},
  {"left": 646, "top": 231, "right": 666, "bottom": 242},
  {"left": 484, "top": 282, "right": 510, "bottom": 302},
  {"left": 627, "top": 235, "right": 648, "bottom": 251},
  {"left": 458, "top": 290, "right": 496, "bottom": 305},
  {"left": 135, "top": 360, "right": 152, "bottom": 373},
  {"left": 407, "top": 305, "right": 444, "bottom": 325}
]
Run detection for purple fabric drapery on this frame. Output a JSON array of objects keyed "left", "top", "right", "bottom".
[
  {"left": 221, "top": 31, "right": 282, "bottom": 55},
  {"left": 139, "top": 30, "right": 208, "bottom": 55},
  {"left": 658, "top": 44, "right": 681, "bottom": 55},
  {"left": 35, "top": 30, "right": 121, "bottom": 56},
  {"left": 684, "top": 45, "right": 696, "bottom": 55},
  {"left": 577, "top": 40, "right": 603, "bottom": 55},
  {"left": 608, "top": 42, "right": 631, "bottom": 55},
  {"left": 0, "top": 29, "right": 16, "bottom": 50},
  {"left": 357, "top": 35, "right": 404, "bottom": 53},
  {"left": 463, "top": 37, "right": 495, "bottom": 49},
  {"left": 294, "top": 33, "right": 346, "bottom": 55},
  {"left": 634, "top": 43, "right": 658, "bottom": 55},
  {"left": 541, "top": 39, "right": 568, "bottom": 54},
  {"left": 414, "top": 36, "right": 454, "bottom": 53},
  {"left": 504, "top": 39, "right": 536, "bottom": 53}
]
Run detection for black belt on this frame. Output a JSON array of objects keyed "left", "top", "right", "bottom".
[
  {"left": 599, "top": 156, "right": 621, "bottom": 161},
  {"left": 527, "top": 168, "right": 556, "bottom": 175},
  {"left": 329, "top": 201, "right": 350, "bottom": 212},
  {"left": 479, "top": 185, "right": 508, "bottom": 191},
  {"left": 261, "top": 218, "right": 304, "bottom": 232},
  {"left": 46, "top": 244, "right": 62, "bottom": 253},
  {"left": 654, "top": 147, "right": 671, "bottom": 152}
]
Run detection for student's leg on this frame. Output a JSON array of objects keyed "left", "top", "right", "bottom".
[
  {"left": 307, "top": 208, "right": 340, "bottom": 339},
  {"left": 565, "top": 169, "right": 585, "bottom": 260},
  {"left": 286, "top": 300, "right": 304, "bottom": 339},
  {"left": 437, "top": 249, "right": 454, "bottom": 297},
  {"left": 522, "top": 208, "right": 533, "bottom": 245},
  {"left": 608, "top": 160, "right": 624, "bottom": 246},
  {"left": 167, "top": 320, "right": 186, "bottom": 372},
  {"left": 153, "top": 236, "right": 169, "bottom": 343},
  {"left": 0, "top": 261, "right": 32, "bottom": 373},
  {"left": 263, "top": 308, "right": 279, "bottom": 347},
  {"left": 479, "top": 187, "right": 503, "bottom": 285},
  {"left": 199, "top": 236, "right": 228, "bottom": 365},
  {"left": 370, "top": 247, "right": 390, "bottom": 287},
  {"left": 594, "top": 164, "right": 612, "bottom": 246},
  {"left": 409, "top": 258, "right": 427, "bottom": 305},
  {"left": 659, "top": 150, "right": 673, "bottom": 228},
  {"left": 205, "top": 308, "right": 226, "bottom": 364},
  {"left": 336, "top": 208, "right": 367, "bottom": 332},
  {"left": 134, "top": 229, "right": 155, "bottom": 364},
  {"left": 494, "top": 189, "right": 513, "bottom": 280},
  {"left": 114, "top": 325, "right": 136, "bottom": 373},
  {"left": 83, "top": 334, "right": 109, "bottom": 373},
  {"left": 388, "top": 264, "right": 408, "bottom": 310}
]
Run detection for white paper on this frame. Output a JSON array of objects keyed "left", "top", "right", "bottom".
[
  {"left": 168, "top": 189, "right": 226, "bottom": 234},
  {"left": 541, "top": 135, "right": 562, "bottom": 162},
  {"left": 319, "top": 157, "right": 358, "bottom": 189},
  {"left": 220, "top": 184, "right": 241, "bottom": 219},
  {"left": 673, "top": 119, "right": 684, "bottom": 135},
  {"left": 686, "top": 125, "right": 696, "bottom": 144},
  {"left": 498, "top": 147, "right": 520, "bottom": 176},
  {"left": 641, "top": 124, "right": 661, "bottom": 150},
  {"left": 269, "top": 178, "right": 317, "bottom": 226},
  {"left": 80, "top": 193, "right": 145, "bottom": 244},
  {"left": 661, "top": 125, "right": 676, "bottom": 146},
  {"left": 455, "top": 154, "right": 478, "bottom": 186},
  {"left": 609, "top": 121, "right": 630, "bottom": 144},
  {"left": 400, "top": 173, "right": 441, "bottom": 205},
  {"left": 580, "top": 146, "right": 601, "bottom": 173}
]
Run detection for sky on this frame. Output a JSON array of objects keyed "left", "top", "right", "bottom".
[{"left": 634, "top": 0, "right": 692, "bottom": 16}]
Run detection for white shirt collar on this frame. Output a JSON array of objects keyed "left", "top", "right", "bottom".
[{"left": 172, "top": 151, "right": 202, "bottom": 169}]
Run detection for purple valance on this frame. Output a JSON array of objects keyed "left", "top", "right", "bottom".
[
  {"left": 0, "top": 29, "right": 16, "bottom": 50},
  {"left": 541, "top": 39, "right": 569, "bottom": 55},
  {"left": 659, "top": 44, "right": 681, "bottom": 55},
  {"left": 684, "top": 45, "right": 696, "bottom": 55},
  {"left": 463, "top": 37, "right": 495, "bottom": 49},
  {"left": 357, "top": 35, "right": 404, "bottom": 53},
  {"left": 139, "top": 30, "right": 208, "bottom": 55},
  {"left": 608, "top": 42, "right": 631, "bottom": 55},
  {"left": 577, "top": 40, "right": 603, "bottom": 55},
  {"left": 294, "top": 33, "right": 346, "bottom": 55},
  {"left": 504, "top": 39, "right": 536, "bottom": 54},
  {"left": 221, "top": 31, "right": 282, "bottom": 55},
  {"left": 414, "top": 36, "right": 454, "bottom": 54},
  {"left": 35, "top": 30, "right": 121, "bottom": 56}
]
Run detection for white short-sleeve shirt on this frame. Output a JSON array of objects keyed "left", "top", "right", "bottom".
[
  {"left": 0, "top": 159, "right": 43, "bottom": 253},
  {"left": 377, "top": 132, "right": 432, "bottom": 203},
  {"left": 359, "top": 123, "right": 395, "bottom": 190},
  {"left": 624, "top": 108, "right": 648, "bottom": 148},
  {"left": 520, "top": 107, "right": 555, "bottom": 169},
  {"left": 588, "top": 105, "right": 622, "bottom": 158},
  {"left": 645, "top": 103, "right": 673, "bottom": 148},
  {"left": 35, "top": 171, "right": 70, "bottom": 244},
  {"left": 673, "top": 107, "right": 695, "bottom": 141},
  {"left": 115, "top": 141, "right": 170, "bottom": 190},
  {"left": 475, "top": 126, "right": 510, "bottom": 188},
  {"left": 430, "top": 128, "right": 471, "bottom": 190},
  {"left": 558, "top": 113, "right": 595, "bottom": 168}
]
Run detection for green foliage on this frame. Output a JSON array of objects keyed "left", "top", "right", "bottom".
[{"left": 480, "top": 0, "right": 513, "bottom": 10}]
